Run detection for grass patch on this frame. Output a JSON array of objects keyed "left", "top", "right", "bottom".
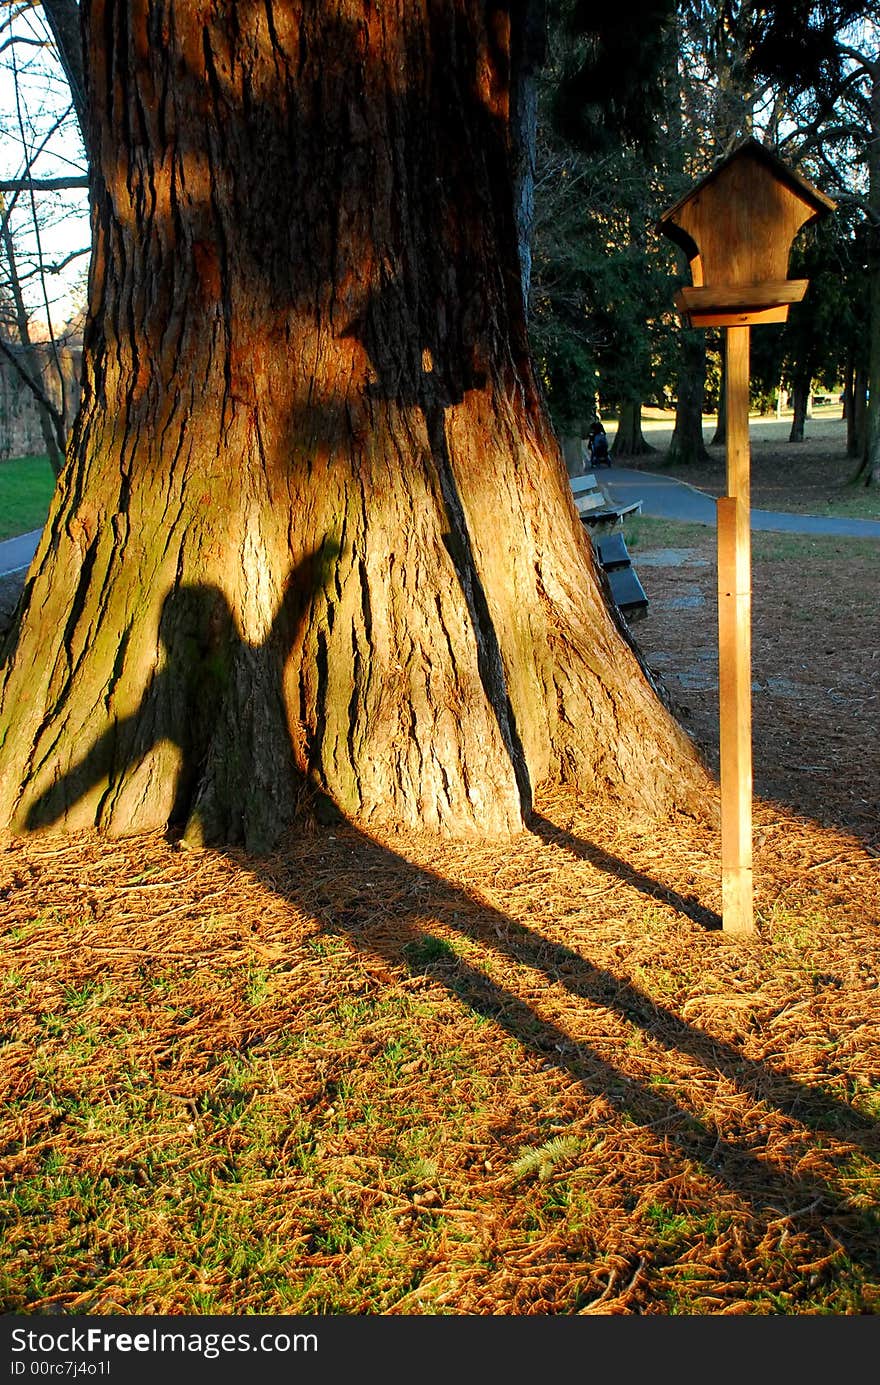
[
  {"left": 1, "top": 759, "right": 878, "bottom": 1314},
  {"left": 0, "top": 454, "right": 56, "bottom": 541},
  {"left": 815, "top": 490, "right": 880, "bottom": 521},
  {"left": 624, "top": 515, "right": 879, "bottom": 561},
  {"left": 623, "top": 516, "right": 710, "bottom": 550}
]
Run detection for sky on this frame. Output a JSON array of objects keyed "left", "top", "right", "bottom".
[{"left": 0, "top": 4, "right": 90, "bottom": 335}]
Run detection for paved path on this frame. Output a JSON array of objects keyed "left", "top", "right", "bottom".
[
  {"left": 0, "top": 528, "right": 42, "bottom": 576},
  {"left": 601, "top": 466, "right": 880, "bottom": 538}
]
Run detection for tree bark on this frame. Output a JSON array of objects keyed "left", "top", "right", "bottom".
[
  {"left": 41, "top": 0, "right": 89, "bottom": 147},
  {"left": 509, "top": 1, "right": 545, "bottom": 314},
  {"left": 610, "top": 400, "right": 655, "bottom": 459},
  {"left": 854, "top": 55, "right": 880, "bottom": 487},
  {"left": 667, "top": 329, "right": 710, "bottom": 465},
  {"left": 789, "top": 378, "right": 810, "bottom": 442},
  {"left": 857, "top": 232, "right": 880, "bottom": 484},
  {"left": 0, "top": 0, "right": 708, "bottom": 851},
  {"left": 850, "top": 365, "right": 868, "bottom": 462}
]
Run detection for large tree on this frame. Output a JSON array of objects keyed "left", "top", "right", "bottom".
[{"left": 0, "top": 0, "right": 707, "bottom": 852}]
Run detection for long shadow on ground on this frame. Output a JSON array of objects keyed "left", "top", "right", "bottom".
[{"left": 246, "top": 817, "right": 878, "bottom": 1283}]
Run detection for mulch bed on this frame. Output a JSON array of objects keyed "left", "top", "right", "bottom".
[
  {"left": 0, "top": 491, "right": 878, "bottom": 1314},
  {"left": 635, "top": 526, "right": 879, "bottom": 843}
]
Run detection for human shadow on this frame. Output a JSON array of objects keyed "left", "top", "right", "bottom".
[
  {"left": 21, "top": 556, "right": 878, "bottom": 1280},
  {"left": 25, "top": 551, "right": 326, "bottom": 844}
]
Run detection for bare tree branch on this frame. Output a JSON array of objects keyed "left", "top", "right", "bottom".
[{"left": 0, "top": 175, "right": 88, "bottom": 191}]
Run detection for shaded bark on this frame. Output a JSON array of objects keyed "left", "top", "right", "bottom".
[
  {"left": 610, "top": 400, "right": 655, "bottom": 459},
  {"left": 509, "top": 1, "right": 546, "bottom": 312},
  {"left": 667, "top": 329, "right": 710, "bottom": 465},
  {"left": 853, "top": 52, "right": 880, "bottom": 487},
  {"left": 0, "top": 1, "right": 708, "bottom": 851},
  {"left": 856, "top": 234, "right": 880, "bottom": 484},
  {"left": 849, "top": 365, "right": 868, "bottom": 461},
  {"left": 41, "top": 0, "right": 89, "bottom": 147},
  {"left": 789, "top": 378, "right": 811, "bottom": 442}
]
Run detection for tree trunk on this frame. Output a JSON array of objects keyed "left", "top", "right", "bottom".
[
  {"left": 667, "top": 329, "right": 710, "bottom": 465},
  {"left": 850, "top": 365, "right": 868, "bottom": 463},
  {"left": 842, "top": 356, "right": 852, "bottom": 429},
  {"left": 0, "top": 0, "right": 707, "bottom": 852},
  {"left": 510, "top": 1, "right": 545, "bottom": 314},
  {"left": 789, "top": 378, "right": 810, "bottom": 442},
  {"left": 856, "top": 238, "right": 880, "bottom": 484},
  {"left": 855, "top": 63, "right": 880, "bottom": 487},
  {"left": 610, "top": 400, "right": 655, "bottom": 459},
  {"left": 41, "top": 0, "right": 89, "bottom": 146}
]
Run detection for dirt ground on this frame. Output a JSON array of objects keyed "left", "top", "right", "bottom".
[
  {"left": 0, "top": 450, "right": 878, "bottom": 1315},
  {"left": 631, "top": 522, "right": 879, "bottom": 845}
]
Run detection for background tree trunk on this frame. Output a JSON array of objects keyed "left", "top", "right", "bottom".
[
  {"left": 711, "top": 356, "right": 727, "bottom": 447},
  {"left": 850, "top": 366, "right": 868, "bottom": 462},
  {"left": 789, "top": 378, "right": 810, "bottom": 442},
  {"left": 857, "top": 232, "right": 880, "bottom": 485},
  {"left": 610, "top": 400, "right": 655, "bottom": 459},
  {"left": 667, "top": 329, "right": 710, "bottom": 465},
  {"left": 854, "top": 58, "right": 880, "bottom": 487},
  {"left": 0, "top": 0, "right": 708, "bottom": 851},
  {"left": 510, "top": 1, "right": 546, "bottom": 313}
]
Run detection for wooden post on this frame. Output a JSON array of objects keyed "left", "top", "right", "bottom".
[
  {"left": 717, "top": 325, "right": 754, "bottom": 934},
  {"left": 657, "top": 144, "right": 836, "bottom": 940}
]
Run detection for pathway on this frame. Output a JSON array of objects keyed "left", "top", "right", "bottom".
[
  {"left": 0, "top": 529, "right": 42, "bottom": 576},
  {"left": 601, "top": 466, "right": 880, "bottom": 538}
]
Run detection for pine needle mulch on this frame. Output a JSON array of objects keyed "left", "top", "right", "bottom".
[{"left": 1, "top": 527, "right": 878, "bottom": 1316}]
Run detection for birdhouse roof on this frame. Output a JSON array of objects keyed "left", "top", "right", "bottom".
[{"left": 657, "top": 138, "right": 836, "bottom": 260}]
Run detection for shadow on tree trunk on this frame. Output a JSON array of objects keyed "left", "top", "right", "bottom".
[
  {"left": 13, "top": 525, "right": 880, "bottom": 1281},
  {"left": 17, "top": 634, "right": 880, "bottom": 1279},
  {"left": 22, "top": 555, "right": 328, "bottom": 849}
]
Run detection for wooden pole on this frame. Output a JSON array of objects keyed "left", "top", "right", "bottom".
[{"left": 717, "top": 325, "right": 754, "bottom": 934}]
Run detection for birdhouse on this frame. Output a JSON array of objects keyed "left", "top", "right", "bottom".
[{"left": 657, "top": 138, "right": 836, "bottom": 327}]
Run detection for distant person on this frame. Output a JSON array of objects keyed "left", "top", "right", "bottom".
[{"left": 588, "top": 419, "right": 610, "bottom": 467}]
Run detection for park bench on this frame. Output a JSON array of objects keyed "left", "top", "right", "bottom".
[
  {"left": 569, "top": 470, "right": 642, "bottom": 532},
  {"left": 568, "top": 472, "right": 648, "bottom": 624},
  {"left": 593, "top": 531, "right": 649, "bottom": 623}
]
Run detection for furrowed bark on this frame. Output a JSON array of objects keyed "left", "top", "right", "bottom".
[{"left": 0, "top": 0, "right": 709, "bottom": 851}]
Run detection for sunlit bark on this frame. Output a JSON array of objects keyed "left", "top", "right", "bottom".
[{"left": 0, "top": 1, "right": 708, "bottom": 851}]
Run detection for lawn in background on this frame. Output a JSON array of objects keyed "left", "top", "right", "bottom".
[{"left": 0, "top": 454, "right": 55, "bottom": 541}]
